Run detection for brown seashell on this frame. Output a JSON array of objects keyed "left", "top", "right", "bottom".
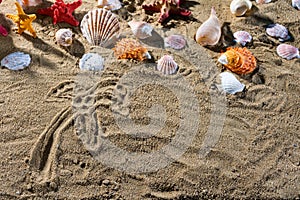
[{"left": 55, "top": 29, "right": 73, "bottom": 47}]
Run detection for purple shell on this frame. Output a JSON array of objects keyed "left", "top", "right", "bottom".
[
  {"left": 233, "top": 31, "right": 252, "bottom": 46},
  {"left": 266, "top": 24, "right": 290, "bottom": 42},
  {"left": 276, "top": 44, "right": 300, "bottom": 60},
  {"left": 164, "top": 34, "right": 186, "bottom": 50},
  {"left": 292, "top": 0, "right": 300, "bottom": 9}
]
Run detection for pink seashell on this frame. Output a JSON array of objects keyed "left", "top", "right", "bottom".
[
  {"left": 164, "top": 34, "right": 186, "bottom": 50},
  {"left": 233, "top": 31, "right": 252, "bottom": 46},
  {"left": 266, "top": 23, "right": 290, "bottom": 42},
  {"left": 0, "top": 25, "right": 8, "bottom": 36},
  {"left": 17, "top": 0, "right": 43, "bottom": 9},
  {"left": 256, "top": 0, "right": 272, "bottom": 4},
  {"left": 157, "top": 55, "right": 178, "bottom": 75},
  {"left": 292, "top": 0, "right": 300, "bottom": 9},
  {"left": 276, "top": 44, "right": 300, "bottom": 60},
  {"left": 128, "top": 19, "right": 153, "bottom": 39},
  {"left": 98, "top": 0, "right": 122, "bottom": 11},
  {"left": 55, "top": 29, "right": 73, "bottom": 47}
]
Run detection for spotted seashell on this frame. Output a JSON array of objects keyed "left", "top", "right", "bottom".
[
  {"left": 79, "top": 53, "right": 104, "bottom": 71},
  {"left": 292, "top": 0, "right": 300, "bottom": 9},
  {"left": 128, "top": 19, "right": 153, "bottom": 39},
  {"left": 80, "top": 8, "right": 120, "bottom": 47},
  {"left": 1, "top": 51, "right": 31, "bottom": 70},
  {"left": 218, "top": 72, "right": 245, "bottom": 94},
  {"left": 196, "top": 7, "right": 221, "bottom": 46},
  {"left": 157, "top": 55, "right": 178, "bottom": 75},
  {"left": 233, "top": 31, "right": 252, "bottom": 46},
  {"left": 97, "top": 0, "right": 122, "bottom": 11},
  {"left": 256, "top": 0, "right": 272, "bottom": 4},
  {"left": 266, "top": 23, "right": 290, "bottom": 42},
  {"left": 230, "top": 0, "right": 252, "bottom": 16},
  {"left": 55, "top": 29, "right": 73, "bottom": 47},
  {"left": 218, "top": 47, "right": 257, "bottom": 75},
  {"left": 164, "top": 34, "right": 186, "bottom": 50},
  {"left": 276, "top": 44, "right": 300, "bottom": 60}
]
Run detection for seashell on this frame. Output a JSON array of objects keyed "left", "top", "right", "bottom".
[
  {"left": 79, "top": 53, "right": 104, "bottom": 71},
  {"left": 276, "top": 44, "right": 300, "bottom": 60},
  {"left": 80, "top": 8, "right": 120, "bottom": 47},
  {"left": 195, "top": 7, "right": 221, "bottom": 46},
  {"left": 266, "top": 24, "right": 290, "bottom": 42},
  {"left": 157, "top": 55, "right": 178, "bottom": 75},
  {"left": 128, "top": 19, "right": 153, "bottom": 39},
  {"left": 292, "top": 0, "right": 300, "bottom": 10},
  {"left": 218, "top": 72, "right": 245, "bottom": 94},
  {"left": 55, "top": 29, "right": 73, "bottom": 47},
  {"left": 256, "top": 0, "right": 272, "bottom": 4},
  {"left": 230, "top": 0, "right": 252, "bottom": 16},
  {"left": 17, "top": 0, "right": 42, "bottom": 9},
  {"left": 113, "top": 38, "right": 151, "bottom": 61},
  {"left": 1, "top": 51, "right": 31, "bottom": 70},
  {"left": 218, "top": 47, "right": 257, "bottom": 75},
  {"left": 233, "top": 31, "right": 252, "bottom": 46},
  {"left": 97, "top": 0, "right": 122, "bottom": 11},
  {"left": 164, "top": 34, "right": 186, "bottom": 50}
]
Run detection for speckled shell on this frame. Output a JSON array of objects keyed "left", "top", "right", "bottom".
[
  {"left": 218, "top": 72, "right": 245, "bottom": 94},
  {"left": 80, "top": 8, "right": 120, "bottom": 47},
  {"left": 292, "top": 0, "right": 300, "bottom": 10},
  {"left": 157, "top": 55, "right": 178, "bottom": 75},
  {"left": 79, "top": 53, "right": 104, "bottom": 71},
  {"left": 266, "top": 24, "right": 290, "bottom": 42},
  {"left": 55, "top": 29, "right": 73, "bottom": 47},
  {"left": 256, "top": 0, "right": 272, "bottom": 4},
  {"left": 233, "top": 31, "right": 252, "bottom": 46},
  {"left": 218, "top": 47, "right": 257, "bottom": 75},
  {"left": 97, "top": 0, "right": 122, "bottom": 11},
  {"left": 128, "top": 20, "right": 153, "bottom": 39},
  {"left": 1, "top": 51, "right": 31, "bottom": 70},
  {"left": 164, "top": 34, "right": 186, "bottom": 50},
  {"left": 276, "top": 44, "right": 300, "bottom": 60},
  {"left": 230, "top": 0, "right": 252, "bottom": 16}
]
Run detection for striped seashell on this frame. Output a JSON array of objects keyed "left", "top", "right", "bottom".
[
  {"left": 128, "top": 19, "right": 153, "bottom": 39},
  {"left": 97, "top": 0, "right": 122, "bottom": 11},
  {"left": 80, "top": 8, "right": 120, "bottom": 47},
  {"left": 276, "top": 44, "right": 300, "bottom": 60},
  {"left": 157, "top": 55, "right": 178, "bottom": 75},
  {"left": 292, "top": 0, "right": 300, "bottom": 9},
  {"left": 164, "top": 34, "right": 186, "bottom": 50},
  {"left": 17, "top": 0, "right": 42, "bottom": 9},
  {"left": 230, "top": 0, "right": 252, "bottom": 16},
  {"left": 55, "top": 29, "right": 73, "bottom": 47},
  {"left": 79, "top": 53, "right": 104, "bottom": 71},
  {"left": 195, "top": 7, "right": 221, "bottom": 46},
  {"left": 233, "top": 31, "right": 252, "bottom": 46},
  {"left": 218, "top": 47, "right": 257, "bottom": 75},
  {"left": 218, "top": 72, "right": 245, "bottom": 94},
  {"left": 1, "top": 51, "right": 31, "bottom": 70},
  {"left": 256, "top": 0, "right": 272, "bottom": 4},
  {"left": 266, "top": 23, "right": 290, "bottom": 42}
]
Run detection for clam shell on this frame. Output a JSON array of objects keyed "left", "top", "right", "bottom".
[
  {"left": 276, "top": 44, "right": 300, "bottom": 60},
  {"left": 233, "top": 31, "right": 252, "bottom": 46},
  {"left": 266, "top": 23, "right": 290, "bottom": 42},
  {"left": 218, "top": 72, "right": 245, "bottom": 94},
  {"left": 55, "top": 29, "right": 73, "bottom": 47},
  {"left": 256, "top": 0, "right": 272, "bottom": 4},
  {"left": 97, "top": 0, "right": 122, "bottom": 11},
  {"left": 157, "top": 55, "right": 178, "bottom": 75},
  {"left": 79, "top": 53, "right": 104, "bottom": 71},
  {"left": 195, "top": 7, "right": 221, "bottom": 46},
  {"left": 230, "top": 0, "right": 252, "bottom": 16},
  {"left": 1, "top": 51, "right": 31, "bottom": 70},
  {"left": 128, "top": 20, "right": 153, "bottom": 39},
  {"left": 80, "top": 8, "right": 120, "bottom": 47},
  {"left": 292, "top": 0, "right": 300, "bottom": 9},
  {"left": 164, "top": 34, "right": 186, "bottom": 50}
]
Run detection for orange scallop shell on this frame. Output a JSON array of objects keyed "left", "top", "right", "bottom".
[
  {"left": 221, "top": 47, "right": 257, "bottom": 75},
  {"left": 113, "top": 38, "right": 148, "bottom": 61}
]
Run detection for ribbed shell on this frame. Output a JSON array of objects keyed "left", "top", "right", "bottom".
[
  {"left": 128, "top": 20, "right": 153, "bottom": 39},
  {"left": 157, "top": 55, "right": 178, "bottom": 75},
  {"left": 292, "top": 0, "right": 300, "bottom": 9},
  {"left": 230, "top": 0, "right": 252, "bottom": 16},
  {"left": 266, "top": 24, "right": 290, "bottom": 42},
  {"left": 219, "top": 72, "right": 245, "bottom": 94},
  {"left": 164, "top": 34, "right": 186, "bottom": 50},
  {"left": 80, "top": 8, "right": 120, "bottom": 47},
  {"left": 276, "top": 44, "right": 300, "bottom": 60},
  {"left": 233, "top": 31, "right": 252, "bottom": 46},
  {"left": 55, "top": 29, "right": 73, "bottom": 47}
]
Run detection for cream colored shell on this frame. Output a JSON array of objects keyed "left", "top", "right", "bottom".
[
  {"left": 55, "top": 29, "right": 73, "bottom": 47},
  {"left": 230, "top": 0, "right": 252, "bottom": 16}
]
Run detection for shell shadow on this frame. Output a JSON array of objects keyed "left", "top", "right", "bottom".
[
  {"left": 63, "top": 38, "right": 85, "bottom": 58},
  {"left": 0, "top": 13, "right": 12, "bottom": 33},
  {"left": 140, "top": 30, "right": 165, "bottom": 49}
]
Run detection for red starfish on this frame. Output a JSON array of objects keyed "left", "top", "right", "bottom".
[
  {"left": 38, "top": 0, "right": 82, "bottom": 26},
  {"left": 142, "top": 0, "right": 191, "bottom": 23}
]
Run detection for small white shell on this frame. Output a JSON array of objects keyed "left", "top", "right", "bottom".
[
  {"left": 266, "top": 24, "right": 290, "bottom": 42},
  {"left": 233, "top": 31, "right": 252, "bottom": 46},
  {"left": 1, "top": 52, "right": 31, "bottom": 70},
  {"left": 276, "top": 44, "right": 300, "bottom": 60},
  {"left": 292, "top": 0, "right": 300, "bottom": 9},
  {"left": 230, "top": 0, "right": 252, "bottom": 16},
  {"left": 79, "top": 53, "right": 104, "bottom": 71},
  {"left": 256, "top": 0, "right": 272, "bottom": 4},
  {"left": 164, "top": 34, "right": 186, "bottom": 50},
  {"left": 128, "top": 20, "right": 153, "bottom": 39},
  {"left": 98, "top": 0, "right": 122, "bottom": 11},
  {"left": 157, "top": 55, "right": 178, "bottom": 75},
  {"left": 55, "top": 29, "right": 73, "bottom": 47},
  {"left": 218, "top": 72, "right": 245, "bottom": 94}
]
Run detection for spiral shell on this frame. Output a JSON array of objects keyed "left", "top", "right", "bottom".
[
  {"left": 218, "top": 47, "right": 257, "bottom": 75},
  {"left": 266, "top": 24, "right": 290, "bottom": 42},
  {"left": 230, "top": 0, "right": 252, "bottom": 16},
  {"left": 80, "top": 8, "right": 120, "bottom": 47},
  {"left": 256, "top": 0, "right": 272, "bottom": 4},
  {"left": 233, "top": 31, "right": 252, "bottom": 46},
  {"left": 1, "top": 51, "right": 31, "bottom": 70},
  {"left": 157, "top": 55, "right": 178, "bottom": 75},
  {"left": 292, "top": 0, "right": 300, "bottom": 10},
  {"left": 55, "top": 29, "right": 73, "bottom": 47},
  {"left": 218, "top": 72, "right": 245, "bottom": 94},
  {"left": 195, "top": 7, "right": 221, "bottom": 46},
  {"left": 276, "top": 44, "right": 300, "bottom": 60},
  {"left": 97, "top": 0, "right": 122, "bottom": 11},
  {"left": 164, "top": 34, "right": 186, "bottom": 50},
  {"left": 128, "top": 19, "right": 153, "bottom": 39}
]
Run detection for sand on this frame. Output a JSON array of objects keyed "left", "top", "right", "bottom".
[{"left": 0, "top": 0, "right": 299, "bottom": 199}]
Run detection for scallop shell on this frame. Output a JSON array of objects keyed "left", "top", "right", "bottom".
[
  {"left": 218, "top": 47, "right": 257, "bottom": 75},
  {"left": 292, "top": 0, "right": 300, "bottom": 10},
  {"left": 233, "top": 31, "right": 252, "bottom": 46},
  {"left": 230, "top": 0, "right": 252, "bottom": 16},
  {"left": 55, "top": 29, "right": 73, "bottom": 47},
  {"left": 256, "top": 0, "right": 272, "bottom": 4},
  {"left": 80, "top": 8, "right": 120, "bottom": 47},
  {"left": 97, "top": 0, "right": 122, "bottom": 11},
  {"left": 157, "top": 55, "right": 178, "bottom": 75},
  {"left": 164, "top": 34, "right": 186, "bottom": 50},
  {"left": 79, "top": 53, "right": 104, "bottom": 71},
  {"left": 218, "top": 72, "right": 245, "bottom": 94},
  {"left": 266, "top": 23, "right": 290, "bottom": 42},
  {"left": 113, "top": 38, "right": 151, "bottom": 61},
  {"left": 128, "top": 20, "right": 153, "bottom": 39},
  {"left": 1, "top": 51, "right": 31, "bottom": 70},
  {"left": 195, "top": 7, "right": 221, "bottom": 46},
  {"left": 276, "top": 44, "right": 300, "bottom": 60}
]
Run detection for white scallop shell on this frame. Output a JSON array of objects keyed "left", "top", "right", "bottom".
[
  {"left": 1, "top": 51, "right": 31, "bottom": 70},
  {"left": 256, "top": 0, "right": 272, "bottom": 4},
  {"left": 218, "top": 72, "right": 245, "bottom": 94},
  {"left": 79, "top": 53, "right": 104, "bottom": 71},
  {"left": 276, "top": 44, "right": 300, "bottom": 60},
  {"left": 292, "top": 0, "right": 300, "bottom": 9},
  {"left": 266, "top": 23, "right": 290, "bottom": 42},
  {"left": 128, "top": 20, "right": 153, "bottom": 39},
  {"left": 98, "top": 0, "right": 122, "bottom": 11},
  {"left": 233, "top": 31, "right": 252, "bottom": 46},
  {"left": 195, "top": 7, "right": 221, "bottom": 46},
  {"left": 230, "top": 0, "right": 252, "bottom": 16},
  {"left": 55, "top": 29, "right": 73, "bottom": 47},
  {"left": 80, "top": 8, "right": 120, "bottom": 47},
  {"left": 157, "top": 55, "right": 178, "bottom": 75},
  {"left": 164, "top": 34, "right": 186, "bottom": 50}
]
